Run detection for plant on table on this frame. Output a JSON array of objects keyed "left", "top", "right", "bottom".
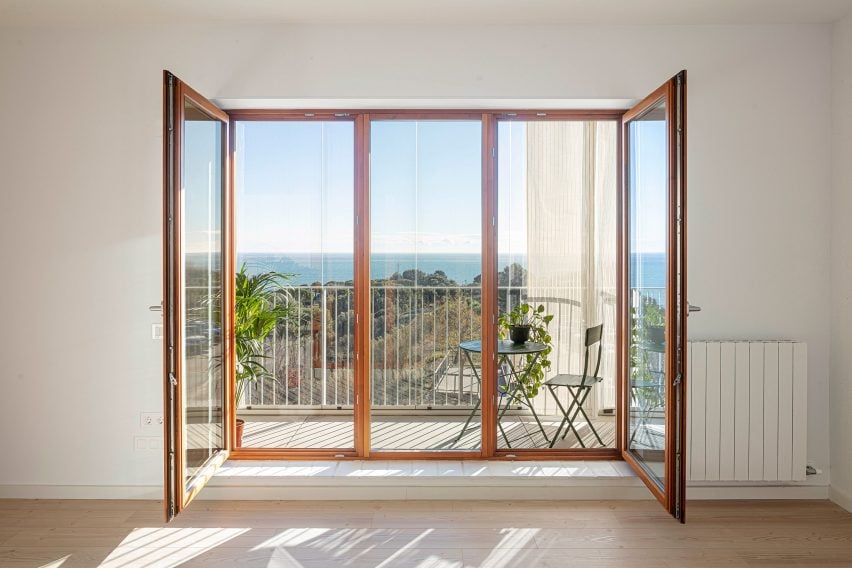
[{"left": 498, "top": 303, "right": 554, "bottom": 399}]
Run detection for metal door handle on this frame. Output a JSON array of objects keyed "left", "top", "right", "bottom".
[
  {"left": 687, "top": 303, "right": 702, "bottom": 314},
  {"left": 149, "top": 303, "right": 163, "bottom": 312}
]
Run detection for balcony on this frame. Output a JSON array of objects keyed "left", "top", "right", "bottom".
[{"left": 234, "top": 284, "right": 638, "bottom": 451}]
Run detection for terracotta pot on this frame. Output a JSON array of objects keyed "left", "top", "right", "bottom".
[{"left": 235, "top": 418, "right": 245, "bottom": 448}]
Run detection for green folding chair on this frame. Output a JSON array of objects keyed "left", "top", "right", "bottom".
[{"left": 545, "top": 323, "right": 605, "bottom": 448}]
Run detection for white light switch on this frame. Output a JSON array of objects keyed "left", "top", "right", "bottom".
[{"left": 152, "top": 323, "right": 163, "bottom": 340}]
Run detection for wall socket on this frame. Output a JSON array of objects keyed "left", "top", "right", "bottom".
[{"left": 141, "top": 412, "right": 163, "bottom": 428}]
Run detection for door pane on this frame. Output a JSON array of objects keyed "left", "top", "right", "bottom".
[
  {"left": 234, "top": 120, "right": 355, "bottom": 448},
  {"left": 627, "top": 100, "right": 668, "bottom": 484},
  {"left": 370, "top": 120, "right": 482, "bottom": 451},
  {"left": 181, "top": 98, "right": 225, "bottom": 481},
  {"left": 496, "top": 120, "right": 618, "bottom": 450}
]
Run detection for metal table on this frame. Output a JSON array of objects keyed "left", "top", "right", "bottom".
[{"left": 455, "top": 339, "right": 550, "bottom": 448}]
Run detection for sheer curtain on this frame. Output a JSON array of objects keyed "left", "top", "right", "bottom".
[{"left": 525, "top": 121, "right": 617, "bottom": 414}]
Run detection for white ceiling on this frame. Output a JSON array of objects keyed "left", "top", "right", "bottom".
[{"left": 2, "top": 0, "right": 852, "bottom": 26}]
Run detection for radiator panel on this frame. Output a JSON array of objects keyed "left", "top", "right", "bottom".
[{"left": 687, "top": 341, "right": 807, "bottom": 482}]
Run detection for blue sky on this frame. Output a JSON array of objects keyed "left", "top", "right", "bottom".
[
  {"left": 629, "top": 113, "right": 668, "bottom": 254},
  {"left": 223, "top": 117, "right": 667, "bottom": 256},
  {"left": 183, "top": 118, "right": 222, "bottom": 255},
  {"left": 371, "top": 120, "right": 482, "bottom": 255}
]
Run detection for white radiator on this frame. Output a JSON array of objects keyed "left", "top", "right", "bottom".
[{"left": 687, "top": 340, "right": 807, "bottom": 482}]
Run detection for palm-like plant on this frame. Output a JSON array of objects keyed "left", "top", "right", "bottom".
[{"left": 234, "top": 264, "right": 294, "bottom": 406}]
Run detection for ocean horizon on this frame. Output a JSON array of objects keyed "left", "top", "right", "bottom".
[{"left": 224, "top": 252, "right": 667, "bottom": 288}]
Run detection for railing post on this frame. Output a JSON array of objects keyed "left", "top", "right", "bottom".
[{"left": 321, "top": 286, "right": 328, "bottom": 407}]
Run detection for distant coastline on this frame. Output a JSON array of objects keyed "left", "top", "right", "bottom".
[{"left": 205, "top": 252, "right": 670, "bottom": 288}]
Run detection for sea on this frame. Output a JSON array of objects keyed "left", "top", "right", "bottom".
[{"left": 234, "top": 252, "right": 667, "bottom": 288}]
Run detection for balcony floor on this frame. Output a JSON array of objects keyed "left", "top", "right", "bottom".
[{"left": 239, "top": 414, "right": 616, "bottom": 450}]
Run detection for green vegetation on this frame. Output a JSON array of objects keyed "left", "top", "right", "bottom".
[
  {"left": 234, "top": 264, "right": 295, "bottom": 405},
  {"left": 498, "top": 303, "right": 554, "bottom": 399}
]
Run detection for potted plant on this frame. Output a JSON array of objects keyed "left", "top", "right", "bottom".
[
  {"left": 498, "top": 303, "right": 554, "bottom": 399},
  {"left": 640, "top": 296, "right": 666, "bottom": 347},
  {"left": 233, "top": 263, "right": 294, "bottom": 447}
]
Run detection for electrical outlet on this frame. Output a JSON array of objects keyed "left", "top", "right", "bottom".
[{"left": 141, "top": 412, "right": 163, "bottom": 428}]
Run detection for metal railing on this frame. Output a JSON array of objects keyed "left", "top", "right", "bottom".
[{"left": 240, "top": 285, "right": 662, "bottom": 413}]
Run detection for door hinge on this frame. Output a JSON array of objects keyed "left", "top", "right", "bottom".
[
  {"left": 168, "top": 372, "right": 177, "bottom": 387},
  {"left": 166, "top": 75, "right": 175, "bottom": 132},
  {"left": 673, "top": 372, "right": 682, "bottom": 386}
]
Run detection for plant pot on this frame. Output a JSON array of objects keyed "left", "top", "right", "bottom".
[
  {"left": 235, "top": 418, "right": 245, "bottom": 448},
  {"left": 509, "top": 324, "right": 531, "bottom": 344},
  {"left": 646, "top": 325, "right": 665, "bottom": 347}
]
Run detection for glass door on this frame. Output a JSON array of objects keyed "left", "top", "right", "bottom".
[
  {"left": 163, "top": 71, "right": 231, "bottom": 521},
  {"left": 621, "top": 71, "right": 687, "bottom": 521},
  {"left": 368, "top": 117, "right": 484, "bottom": 453},
  {"left": 231, "top": 117, "right": 356, "bottom": 452}
]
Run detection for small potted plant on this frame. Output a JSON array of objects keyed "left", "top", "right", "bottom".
[
  {"left": 498, "top": 303, "right": 554, "bottom": 399},
  {"left": 233, "top": 264, "right": 294, "bottom": 447},
  {"left": 640, "top": 296, "right": 666, "bottom": 348}
]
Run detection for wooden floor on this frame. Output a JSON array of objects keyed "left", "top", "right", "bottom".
[
  {"left": 240, "top": 415, "right": 617, "bottom": 450},
  {"left": 1, "top": 499, "right": 851, "bottom": 567}
]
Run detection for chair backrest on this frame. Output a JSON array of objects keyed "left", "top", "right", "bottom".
[{"left": 581, "top": 323, "right": 604, "bottom": 385}]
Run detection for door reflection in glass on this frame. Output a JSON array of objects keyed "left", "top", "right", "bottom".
[{"left": 627, "top": 101, "right": 668, "bottom": 484}]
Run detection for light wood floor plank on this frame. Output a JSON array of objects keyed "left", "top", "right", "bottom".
[{"left": 0, "top": 499, "right": 849, "bottom": 567}]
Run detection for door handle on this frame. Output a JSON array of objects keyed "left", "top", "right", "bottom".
[
  {"left": 149, "top": 303, "right": 163, "bottom": 312},
  {"left": 687, "top": 303, "right": 701, "bottom": 315}
]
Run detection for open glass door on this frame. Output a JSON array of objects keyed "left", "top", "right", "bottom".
[
  {"left": 163, "top": 71, "right": 231, "bottom": 521},
  {"left": 621, "top": 71, "right": 687, "bottom": 521}
]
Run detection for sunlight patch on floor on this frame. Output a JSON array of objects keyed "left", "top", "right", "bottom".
[{"left": 98, "top": 527, "right": 249, "bottom": 568}]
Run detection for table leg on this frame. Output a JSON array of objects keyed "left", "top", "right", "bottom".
[
  {"left": 453, "top": 350, "right": 482, "bottom": 446},
  {"left": 504, "top": 353, "right": 550, "bottom": 447}
]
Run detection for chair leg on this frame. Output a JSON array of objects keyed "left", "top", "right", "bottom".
[
  {"left": 572, "top": 389, "right": 604, "bottom": 446},
  {"left": 454, "top": 397, "right": 481, "bottom": 446},
  {"left": 547, "top": 385, "right": 580, "bottom": 448},
  {"left": 547, "top": 385, "right": 567, "bottom": 446},
  {"left": 522, "top": 389, "right": 550, "bottom": 447},
  {"left": 561, "top": 387, "right": 587, "bottom": 447}
]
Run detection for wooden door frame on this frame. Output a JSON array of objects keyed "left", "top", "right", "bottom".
[
  {"left": 224, "top": 108, "right": 625, "bottom": 462},
  {"left": 162, "top": 72, "right": 232, "bottom": 520},
  {"left": 619, "top": 71, "right": 687, "bottom": 520}
]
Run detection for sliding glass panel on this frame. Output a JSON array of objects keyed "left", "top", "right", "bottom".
[
  {"left": 496, "top": 120, "right": 618, "bottom": 450},
  {"left": 234, "top": 120, "right": 355, "bottom": 449},
  {"left": 370, "top": 120, "right": 482, "bottom": 451},
  {"left": 182, "top": 99, "right": 226, "bottom": 477},
  {"left": 626, "top": 101, "right": 668, "bottom": 482}
]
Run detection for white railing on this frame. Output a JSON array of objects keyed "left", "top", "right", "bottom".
[{"left": 240, "top": 285, "right": 660, "bottom": 414}]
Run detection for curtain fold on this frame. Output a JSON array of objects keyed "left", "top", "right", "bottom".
[{"left": 525, "top": 121, "right": 617, "bottom": 413}]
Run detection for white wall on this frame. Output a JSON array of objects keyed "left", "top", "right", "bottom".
[
  {"left": 831, "top": 15, "right": 852, "bottom": 512},
  {"left": 0, "top": 23, "right": 832, "bottom": 494}
]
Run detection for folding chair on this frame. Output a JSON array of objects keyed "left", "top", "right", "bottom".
[{"left": 545, "top": 323, "right": 605, "bottom": 448}]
